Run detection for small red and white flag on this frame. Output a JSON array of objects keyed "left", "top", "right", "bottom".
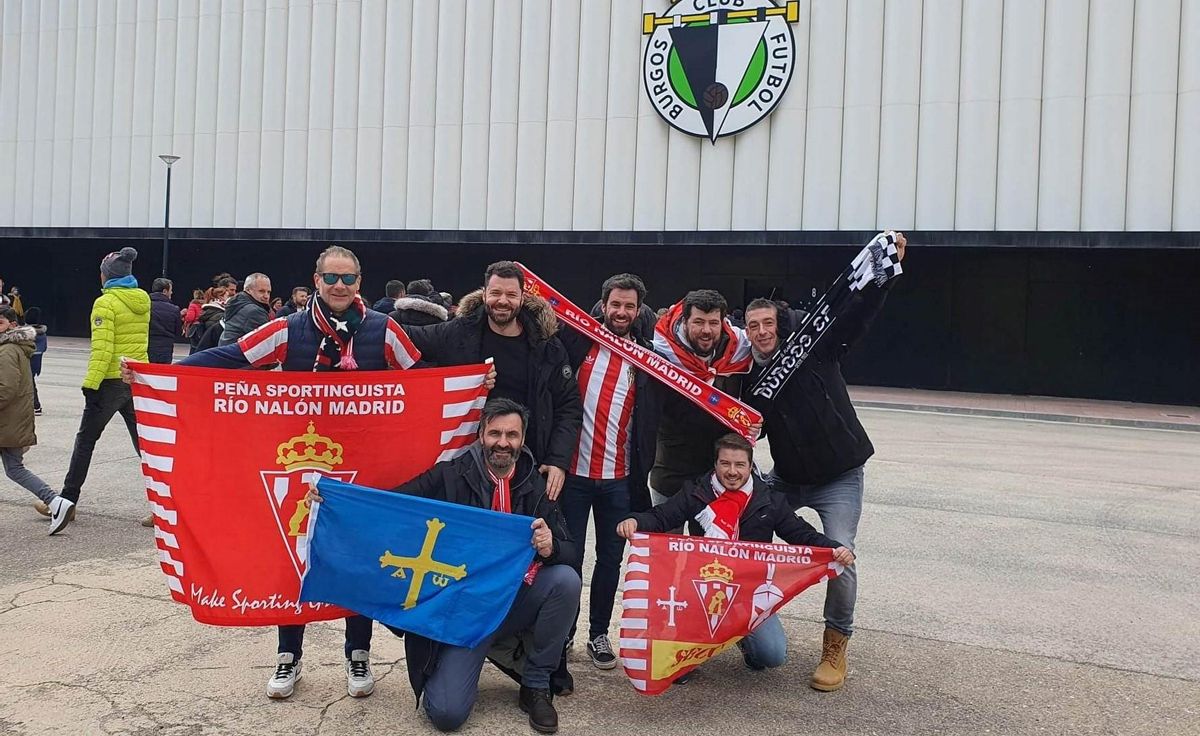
[{"left": 619, "top": 532, "right": 843, "bottom": 695}]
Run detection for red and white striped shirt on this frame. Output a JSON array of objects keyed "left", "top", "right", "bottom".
[{"left": 571, "top": 343, "right": 637, "bottom": 480}]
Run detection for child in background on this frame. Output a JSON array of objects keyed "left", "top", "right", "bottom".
[{"left": 0, "top": 307, "right": 73, "bottom": 534}]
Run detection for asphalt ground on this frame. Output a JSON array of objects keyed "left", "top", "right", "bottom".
[{"left": 1, "top": 340, "right": 1197, "bottom": 735}]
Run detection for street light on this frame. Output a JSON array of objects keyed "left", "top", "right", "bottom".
[{"left": 158, "top": 154, "right": 181, "bottom": 278}]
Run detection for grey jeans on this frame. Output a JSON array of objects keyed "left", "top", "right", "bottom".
[
  {"left": 766, "top": 465, "right": 864, "bottom": 636},
  {"left": 1, "top": 447, "right": 58, "bottom": 504}
]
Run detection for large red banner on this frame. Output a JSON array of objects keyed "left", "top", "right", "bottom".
[
  {"left": 619, "top": 532, "right": 843, "bottom": 695},
  {"left": 128, "top": 362, "right": 489, "bottom": 626}
]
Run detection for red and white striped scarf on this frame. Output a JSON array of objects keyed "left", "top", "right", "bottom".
[
  {"left": 694, "top": 474, "right": 754, "bottom": 540},
  {"left": 487, "top": 466, "right": 515, "bottom": 513},
  {"left": 310, "top": 295, "right": 366, "bottom": 371},
  {"left": 651, "top": 301, "right": 752, "bottom": 380}
]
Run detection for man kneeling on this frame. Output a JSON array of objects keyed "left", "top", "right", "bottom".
[
  {"left": 391, "top": 398, "right": 579, "bottom": 734},
  {"left": 617, "top": 433, "right": 855, "bottom": 671}
]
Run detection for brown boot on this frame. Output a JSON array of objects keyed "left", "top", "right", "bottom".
[{"left": 810, "top": 628, "right": 850, "bottom": 692}]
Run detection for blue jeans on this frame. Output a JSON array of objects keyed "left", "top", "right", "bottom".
[
  {"left": 277, "top": 615, "right": 373, "bottom": 660},
  {"left": 422, "top": 564, "right": 581, "bottom": 732},
  {"left": 560, "top": 475, "right": 629, "bottom": 640},
  {"left": 766, "top": 465, "right": 864, "bottom": 636},
  {"left": 740, "top": 615, "right": 788, "bottom": 669},
  {"left": 1, "top": 447, "right": 58, "bottom": 504}
]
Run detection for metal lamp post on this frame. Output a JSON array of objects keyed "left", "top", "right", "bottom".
[{"left": 158, "top": 154, "right": 181, "bottom": 278}]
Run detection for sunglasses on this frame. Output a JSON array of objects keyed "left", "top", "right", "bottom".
[{"left": 319, "top": 272, "right": 359, "bottom": 286}]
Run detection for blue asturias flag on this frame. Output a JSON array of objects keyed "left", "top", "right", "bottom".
[{"left": 300, "top": 477, "right": 535, "bottom": 648}]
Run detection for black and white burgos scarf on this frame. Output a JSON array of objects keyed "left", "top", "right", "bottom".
[
  {"left": 749, "top": 231, "right": 903, "bottom": 401},
  {"left": 310, "top": 294, "right": 367, "bottom": 371}
]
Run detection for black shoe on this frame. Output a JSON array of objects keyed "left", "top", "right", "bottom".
[
  {"left": 674, "top": 670, "right": 695, "bottom": 685},
  {"left": 586, "top": 634, "right": 618, "bottom": 670},
  {"left": 519, "top": 686, "right": 558, "bottom": 734}
]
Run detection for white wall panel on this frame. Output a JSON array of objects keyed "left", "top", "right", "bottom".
[
  {"left": 730, "top": 120, "right": 770, "bottom": 231},
  {"left": 485, "top": 0, "right": 520, "bottom": 229},
  {"left": 1080, "top": 0, "right": 1134, "bottom": 230},
  {"left": 601, "top": 0, "right": 640, "bottom": 230},
  {"left": 148, "top": 1, "right": 178, "bottom": 232},
  {"left": 212, "top": 0, "right": 242, "bottom": 227},
  {"left": 380, "top": 0, "right": 412, "bottom": 229},
  {"left": 697, "top": 136, "right": 734, "bottom": 230},
  {"left": 571, "top": 0, "right": 609, "bottom": 230},
  {"left": 68, "top": 0, "right": 97, "bottom": 225},
  {"left": 632, "top": 0, "right": 669, "bottom": 231},
  {"left": 838, "top": 0, "right": 883, "bottom": 229},
  {"left": 954, "top": 0, "right": 1001, "bottom": 229},
  {"left": 89, "top": 0, "right": 117, "bottom": 226},
  {"left": 234, "top": 0, "right": 263, "bottom": 228},
  {"left": 404, "top": 0, "right": 438, "bottom": 228},
  {"left": 431, "top": 0, "right": 466, "bottom": 229},
  {"left": 1177, "top": 0, "right": 1200, "bottom": 229},
  {"left": 0, "top": 0, "right": 22, "bottom": 225},
  {"left": 458, "top": 0, "right": 494, "bottom": 229},
  {"left": 996, "top": 0, "right": 1044, "bottom": 230},
  {"left": 257, "top": 0, "right": 287, "bottom": 228},
  {"left": 31, "top": 0, "right": 58, "bottom": 226},
  {"left": 914, "top": 0, "right": 961, "bottom": 230},
  {"left": 328, "top": 0, "right": 360, "bottom": 228},
  {"left": 281, "top": 0, "right": 312, "bottom": 227},
  {"left": 875, "top": 0, "right": 922, "bottom": 229},
  {"left": 801, "top": 0, "right": 846, "bottom": 228},
  {"left": 0, "top": 0, "right": 1193, "bottom": 233},
  {"left": 106, "top": 0, "right": 136, "bottom": 226},
  {"left": 353, "top": 0, "right": 386, "bottom": 229},
  {"left": 1126, "top": 0, "right": 1181, "bottom": 230},
  {"left": 49, "top": 0, "right": 77, "bottom": 226},
  {"left": 513, "top": 0, "right": 550, "bottom": 229},
  {"left": 1038, "top": 0, "right": 1089, "bottom": 230},
  {"left": 126, "top": 0, "right": 156, "bottom": 227},
  {"left": 542, "top": 0, "right": 580, "bottom": 230},
  {"left": 305, "top": 0, "right": 334, "bottom": 227}
]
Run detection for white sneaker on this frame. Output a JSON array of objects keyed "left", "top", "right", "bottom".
[
  {"left": 266, "top": 653, "right": 301, "bottom": 699},
  {"left": 48, "top": 497, "right": 75, "bottom": 536},
  {"left": 346, "top": 649, "right": 374, "bottom": 697}
]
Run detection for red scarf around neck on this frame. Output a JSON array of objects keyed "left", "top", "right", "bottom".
[{"left": 694, "top": 474, "right": 754, "bottom": 540}]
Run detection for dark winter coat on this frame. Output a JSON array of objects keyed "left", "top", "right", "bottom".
[
  {"left": 625, "top": 470, "right": 843, "bottom": 548},
  {"left": 30, "top": 324, "right": 46, "bottom": 376},
  {"left": 275, "top": 300, "right": 304, "bottom": 318},
  {"left": 371, "top": 296, "right": 398, "bottom": 314},
  {"left": 389, "top": 295, "right": 449, "bottom": 327},
  {"left": 389, "top": 444, "right": 576, "bottom": 701},
  {"left": 218, "top": 292, "right": 270, "bottom": 347},
  {"left": 404, "top": 290, "right": 583, "bottom": 470},
  {"left": 0, "top": 326, "right": 37, "bottom": 448},
  {"left": 148, "top": 292, "right": 183, "bottom": 363},
  {"left": 558, "top": 327, "right": 662, "bottom": 512},
  {"left": 743, "top": 288, "right": 888, "bottom": 486}
]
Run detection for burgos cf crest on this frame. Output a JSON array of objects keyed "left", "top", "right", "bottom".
[
  {"left": 643, "top": 1, "right": 800, "bottom": 142},
  {"left": 260, "top": 422, "right": 357, "bottom": 579},
  {"left": 692, "top": 558, "right": 740, "bottom": 635}
]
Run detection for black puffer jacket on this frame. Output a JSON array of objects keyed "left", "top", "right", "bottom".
[
  {"left": 405, "top": 290, "right": 583, "bottom": 470},
  {"left": 559, "top": 328, "right": 661, "bottom": 512},
  {"left": 148, "top": 292, "right": 182, "bottom": 363},
  {"left": 625, "top": 470, "right": 843, "bottom": 547},
  {"left": 743, "top": 287, "right": 888, "bottom": 486},
  {"left": 389, "top": 295, "right": 448, "bottom": 327},
  {"left": 390, "top": 445, "right": 576, "bottom": 701},
  {"left": 218, "top": 292, "right": 269, "bottom": 347}
]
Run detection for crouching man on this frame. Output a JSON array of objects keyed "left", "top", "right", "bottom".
[
  {"left": 382, "top": 398, "right": 580, "bottom": 733},
  {"left": 617, "top": 433, "right": 854, "bottom": 672}
]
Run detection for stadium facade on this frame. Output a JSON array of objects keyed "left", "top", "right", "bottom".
[{"left": 1, "top": 0, "right": 1197, "bottom": 404}]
